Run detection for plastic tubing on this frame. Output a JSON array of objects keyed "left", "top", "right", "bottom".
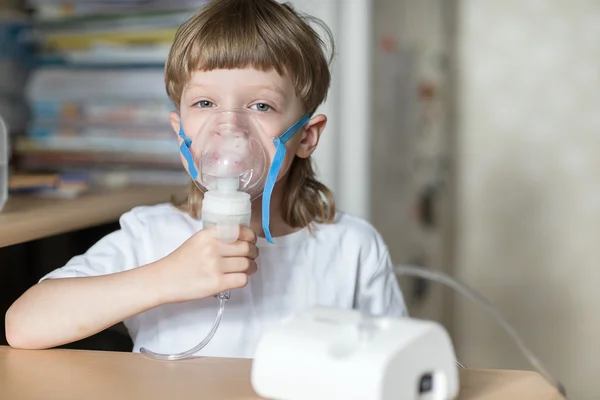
[
  {"left": 364, "top": 264, "right": 567, "bottom": 398},
  {"left": 140, "top": 291, "right": 229, "bottom": 361}
]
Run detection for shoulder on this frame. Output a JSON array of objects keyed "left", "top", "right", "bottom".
[
  {"left": 316, "top": 212, "right": 388, "bottom": 248},
  {"left": 313, "top": 212, "right": 390, "bottom": 264},
  {"left": 39, "top": 203, "right": 198, "bottom": 281},
  {"left": 319, "top": 214, "right": 407, "bottom": 317},
  {"left": 115, "top": 203, "right": 201, "bottom": 261},
  {"left": 120, "top": 202, "right": 189, "bottom": 223},
  {"left": 118, "top": 202, "right": 198, "bottom": 235}
]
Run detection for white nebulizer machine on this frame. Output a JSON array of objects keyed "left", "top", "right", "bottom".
[
  {"left": 251, "top": 265, "right": 567, "bottom": 400},
  {"left": 252, "top": 306, "right": 459, "bottom": 400}
]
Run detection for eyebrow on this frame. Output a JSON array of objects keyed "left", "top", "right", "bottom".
[
  {"left": 184, "top": 83, "right": 210, "bottom": 92},
  {"left": 247, "top": 84, "right": 286, "bottom": 98},
  {"left": 184, "top": 83, "right": 287, "bottom": 99}
]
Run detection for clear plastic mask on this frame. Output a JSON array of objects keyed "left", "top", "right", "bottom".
[
  {"left": 187, "top": 109, "right": 268, "bottom": 198},
  {"left": 178, "top": 108, "right": 312, "bottom": 243}
]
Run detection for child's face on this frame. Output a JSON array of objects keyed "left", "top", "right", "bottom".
[{"left": 170, "top": 68, "right": 326, "bottom": 183}]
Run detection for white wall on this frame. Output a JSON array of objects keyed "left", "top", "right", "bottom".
[
  {"left": 370, "top": 0, "right": 453, "bottom": 323},
  {"left": 454, "top": 1, "right": 600, "bottom": 399},
  {"left": 289, "top": 0, "right": 373, "bottom": 220},
  {"left": 287, "top": 0, "right": 340, "bottom": 197}
]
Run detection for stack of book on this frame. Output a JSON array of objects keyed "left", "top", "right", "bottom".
[
  {"left": 0, "top": 5, "right": 30, "bottom": 135},
  {"left": 14, "top": 0, "right": 208, "bottom": 194}
]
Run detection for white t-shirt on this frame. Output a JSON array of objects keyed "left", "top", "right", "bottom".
[{"left": 40, "top": 203, "right": 407, "bottom": 358}]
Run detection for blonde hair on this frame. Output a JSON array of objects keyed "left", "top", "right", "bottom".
[{"left": 166, "top": 0, "right": 336, "bottom": 229}]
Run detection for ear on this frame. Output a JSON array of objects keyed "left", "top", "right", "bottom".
[
  {"left": 169, "top": 111, "right": 181, "bottom": 137},
  {"left": 295, "top": 114, "right": 327, "bottom": 159}
]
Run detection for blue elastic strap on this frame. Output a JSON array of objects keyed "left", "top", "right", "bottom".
[
  {"left": 179, "top": 124, "right": 198, "bottom": 180},
  {"left": 262, "top": 113, "right": 312, "bottom": 243}
]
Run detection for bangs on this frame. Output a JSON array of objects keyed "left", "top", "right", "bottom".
[
  {"left": 186, "top": 17, "right": 294, "bottom": 82},
  {"left": 166, "top": 0, "right": 332, "bottom": 112}
]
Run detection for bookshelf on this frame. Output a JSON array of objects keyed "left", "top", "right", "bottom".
[
  {"left": 0, "top": 184, "right": 185, "bottom": 248},
  {"left": 7, "top": 2, "right": 204, "bottom": 196}
]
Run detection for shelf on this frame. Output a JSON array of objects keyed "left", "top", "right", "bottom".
[{"left": 0, "top": 185, "right": 186, "bottom": 248}]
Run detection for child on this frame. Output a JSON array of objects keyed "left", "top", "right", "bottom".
[{"left": 5, "top": 0, "right": 407, "bottom": 358}]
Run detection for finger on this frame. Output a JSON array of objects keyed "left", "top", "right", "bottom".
[
  {"left": 218, "top": 240, "right": 259, "bottom": 259},
  {"left": 221, "top": 258, "right": 257, "bottom": 274},
  {"left": 219, "top": 273, "right": 249, "bottom": 290},
  {"left": 201, "top": 225, "right": 256, "bottom": 244},
  {"left": 216, "top": 222, "right": 239, "bottom": 243},
  {"left": 197, "top": 225, "right": 218, "bottom": 239},
  {"left": 247, "top": 260, "right": 258, "bottom": 275},
  {"left": 237, "top": 226, "right": 257, "bottom": 244}
]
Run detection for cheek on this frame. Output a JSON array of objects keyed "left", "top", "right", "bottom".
[
  {"left": 254, "top": 139, "right": 292, "bottom": 180},
  {"left": 275, "top": 144, "right": 298, "bottom": 179},
  {"left": 263, "top": 144, "right": 276, "bottom": 160},
  {"left": 258, "top": 135, "right": 276, "bottom": 164},
  {"left": 180, "top": 110, "right": 207, "bottom": 138},
  {"left": 264, "top": 129, "right": 303, "bottom": 179}
]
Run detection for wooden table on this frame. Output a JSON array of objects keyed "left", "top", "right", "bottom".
[
  {"left": 0, "top": 185, "right": 185, "bottom": 248},
  {"left": 0, "top": 346, "right": 564, "bottom": 400}
]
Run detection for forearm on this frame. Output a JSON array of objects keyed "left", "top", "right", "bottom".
[{"left": 5, "top": 261, "right": 167, "bottom": 350}]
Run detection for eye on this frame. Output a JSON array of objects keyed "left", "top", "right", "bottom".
[
  {"left": 194, "top": 100, "right": 215, "bottom": 108},
  {"left": 250, "top": 103, "right": 272, "bottom": 112}
]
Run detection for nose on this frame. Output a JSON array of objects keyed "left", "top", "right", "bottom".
[
  {"left": 215, "top": 111, "right": 250, "bottom": 138},
  {"left": 214, "top": 125, "right": 248, "bottom": 140},
  {"left": 221, "top": 110, "right": 240, "bottom": 124}
]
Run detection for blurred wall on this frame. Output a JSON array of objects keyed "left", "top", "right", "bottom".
[
  {"left": 454, "top": 1, "right": 600, "bottom": 399},
  {"left": 0, "top": 0, "right": 21, "bottom": 9},
  {"left": 370, "top": 0, "right": 454, "bottom": 323}
]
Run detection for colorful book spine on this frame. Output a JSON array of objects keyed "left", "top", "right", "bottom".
[
  {"left": 43, "top": 28, "right": 177, "bottom": 51},
  {"left": 27, "top": 68, "right": 169, "bottom": 101},
  {"left": 17, "top": 149, "right": 182, "bottom": 169},
  {"left": 17, "top": 136, "right": 179, "bottom": 156},
  {"left": 30, "top": 99, "right": 173, "bottom": 124}
]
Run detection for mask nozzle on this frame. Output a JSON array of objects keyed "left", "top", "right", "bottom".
[{"left": 216, "top": 177, "right": 239, "bottom": 192}]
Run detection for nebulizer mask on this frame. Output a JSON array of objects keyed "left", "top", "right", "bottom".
[{"left": 140, "top": 109, "right": 310, "bottom": 361}]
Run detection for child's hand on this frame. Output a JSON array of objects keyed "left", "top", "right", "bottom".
[{"left": 156, "top": 226, "right": 259, "bottom": 304}]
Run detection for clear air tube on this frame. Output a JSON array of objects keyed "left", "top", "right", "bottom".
[
  {"left": 140, "top": 293, "right": 228, "bottom": 361},
  {"left": 140, "top": 178, "right": 250, "bottom": 361},
  {"left": 363, "top": 264, "right": 566, "bottom": 398}
]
